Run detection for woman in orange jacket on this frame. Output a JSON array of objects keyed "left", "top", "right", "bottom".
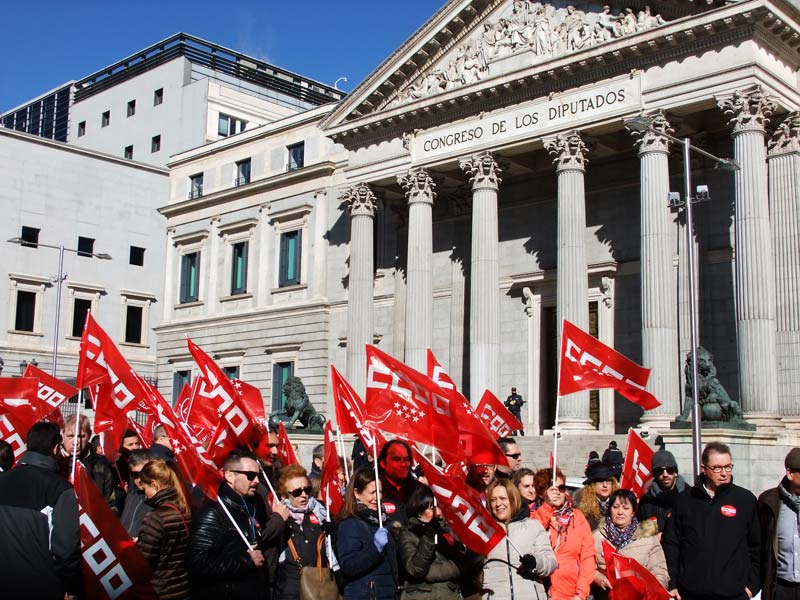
[{"left": 533, "top": 468, "right": 596, "bottom": 600}]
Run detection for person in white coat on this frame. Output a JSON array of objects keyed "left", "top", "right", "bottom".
[{"left": 482, "top": 479, "right": 558, "bottom": 600}]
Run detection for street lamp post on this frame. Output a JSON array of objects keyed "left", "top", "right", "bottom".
[
  {"left": 7, "top": 238, "right": 111, "bottom": 377},
  {"left": 626, "top": 116, "right": 739, "bottom": 478}
]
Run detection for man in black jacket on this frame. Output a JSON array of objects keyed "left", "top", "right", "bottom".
[
  {"left": 637, "top": 449, "right": 688, "bottom": 532},
  {"left": 663, "top": 441, "right": 761, "bottom": 600},
  {"left": 187, "top": 449, "right": 287, "bottom": 600},
  {"left": 0, "top": 422, "right": 81, "bottom": 600},
  {"left": 119, "top": 448, "right": 154, "bottom": 537}
]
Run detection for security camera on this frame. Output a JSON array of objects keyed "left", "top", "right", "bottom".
[
  {"left": 695, "top": 185, "right": 710, "bottom": 201},
  {"left": 667, "top": 192, "right": 683, "bottom": 209}
]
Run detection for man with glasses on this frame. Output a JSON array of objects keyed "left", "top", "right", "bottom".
[
  {"left": 188, "top": 449, "right": 288, "bottom": 599},
  {"left": 758, "top": 448, "right": 800, "bottom": 600},
  {"left": 119, "top": 449, "right": 154, "bottom": 538},
  {"left": 663, "top": 441, "right": 761, "bottom": 600},
  {"left": 637, "top": 449, "right": 687, "bottom": 532},
  {"left": 496, "top": 436, "right": 523, "bottom": 480}
]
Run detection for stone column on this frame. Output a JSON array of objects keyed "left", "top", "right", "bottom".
[
  {"left": 340, "top": 183, "right": 380, "bottom": 397},
  {"left": 459, "top": 152, "right": 501, "bottom": 398},
  {"left": 544, "top": 132, "right": 593, "bottom": 430},
  {"left": 717, "top": 86, "right": 779, "bottom": 426},
  {"left": 162, "top": 227, "right": 176, "bottom": 321},
  {"left": 767, "top": 113, "right": 800, "bottom": 419},
  {"left": 398, "top": 168, "right": 436, "bottom": 372},
  {"left": 626, "top": 112, "right": 680, "bottom": 426}
]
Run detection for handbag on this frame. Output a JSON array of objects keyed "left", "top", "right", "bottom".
[{"left": 287, "top": 534, "right": 341, "bottom": 600}]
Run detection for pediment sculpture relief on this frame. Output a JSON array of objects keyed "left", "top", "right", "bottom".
[{"left": 393, "top": 2, "right": 666, "bottom": 107}]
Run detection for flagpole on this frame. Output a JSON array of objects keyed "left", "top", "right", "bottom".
[
  {"left": 372, "top": 441, "right": 383, "bottom": 529},
  {"left": 70, "top": 390, "right": 82, "bottom": 483},
  {"left": 217, "top": 495, "right": 256, "bottom": 549},
  {"left": 336, "top": 429, "right": 350, "bottom": 483},
  {"left": 256, "top": 462, "right": 278, "bottom": 498}
]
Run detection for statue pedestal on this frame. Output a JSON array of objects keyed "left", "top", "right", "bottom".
[{"left": 669, "top": 420, "right": 756, "bottom": 432}]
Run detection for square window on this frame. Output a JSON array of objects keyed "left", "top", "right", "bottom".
[
  {"left": 77, "top": 121, "right": 86, "bottom": 137},
  {"left": 278, "top": 230, "right": 301, "bottom": 287},
  {"left": 287, "top": 142, "right": 304, "bottom": 171},
  {"left": 129, "top": 246, "right": 145, "bottom": 266},
  {"left": 127, "top": 100, "right": 136, "bottom": 117},
  {"left": 124, "top": 145, "right": 133, "bottom": 160},
  {"left": 218, "top": 113, "right": 247, "bottom": 138},
  {"left": 77, "top": 236, "right": 94, "bottom": 257},
  {"left": 154, "top": 88, "right": 163, "bottom": 106},
  {"left": 14, "top": 290, "right": 36, "bottom": 332},
  {"left": 71, "top": 298, "right": 92, "bottom": 337},
  {"left": 189, "top": 173, "right": 203, "bottom": 199},
  {"left": 231, "top": 241, "right": 248, "bottom": 295},
  {"left": 172, "top": 370, "right": 190, "bottom": 404},
  {"left": 20, "top": 226, "right": 39, "bottom": 248},
  {"left": 235, "top": 158, "right": 251, "bottom": 186},
  {"left": 101, "top": 111, "right": 110, "bottom": 127},
  {"left": 179, "top": 252, "right": 200, "bottom": 303},
  {"left": 223, "top": 365, "right": 240, "bottom": 380},
  {"left": 271, "top": 361, "right": 294, "bottom": 411},
  {"left": 151, "top": 135, "right": 161, "bottom": 153},
  {"left": 125, "top": 305, "right": 143, "bottom": 344}
]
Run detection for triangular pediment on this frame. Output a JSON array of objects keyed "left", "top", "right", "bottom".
[{"left": 323, "top": 0, "right": 731, "bottom": 135}]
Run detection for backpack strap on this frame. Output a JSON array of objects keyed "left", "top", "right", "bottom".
[{"left": 162, "top": 502, "right": 189, "bottom": 538}]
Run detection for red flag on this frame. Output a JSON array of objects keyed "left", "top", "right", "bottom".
[
  {"left": 174, "top": 381, "right": 211, "bottom": 445},
  {"left": 412, "top": 447, "right": 505, "bottom": 556},
  {"left": 607, "top": 547, "right": 671, "bottom": 600},
  {"left": 320, "top": 421, "right": 344, "bottom": 517},
  {"left": 23, "top": 364, "right": 77, "bottom": 427},
  {"left": 0, "top": 377, "right": 41, "bottom": 437},
  {"left": 426, "top": 349, "right": 459, "bottom": 393},
  {"left": 96, "top": 415, "right": 129, "bottom": 464},
  {"left": 75, "top": 463, "right": 157, "bottom": 600},
  {"left": 558, "top": 320, "right": 660, "bottom": 410},
  {"left": 277, "top": 421, "right": 300, "bottom": 466},
  {"left": 0, "top": 415, "right": 26, "bottom": 461},
  {"left": 207, "top": 420, "right": 240, "bottom": 468},
  {"left": 550, "top": 452, "right": 555, "bottom": 470},
  {"left": 620, "top": 429, "right": 654, "bottom": 499},
  {"left": 475, "top": 390, "right": 523, "bottom": 438},
  {"left": 364, "top": 345, "right": 460, "bottom": 458},
  {"left": 330, "top": 365, "right": 386, "bottom": 455}
]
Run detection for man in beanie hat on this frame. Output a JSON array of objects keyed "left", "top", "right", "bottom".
[
  {"left": 637, "top": 449, "right": 687, "bottom": 532},
  {"left": 758, "top": 447, "right": 800, "bottom": 600}
]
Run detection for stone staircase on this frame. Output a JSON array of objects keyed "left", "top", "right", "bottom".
[{"left": 514, "top": 432, "right": 634, "bottom": 479}]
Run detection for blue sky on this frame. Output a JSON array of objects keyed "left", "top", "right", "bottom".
[{"left": 0, "top": 0, "right": 445, "bottom": 112}]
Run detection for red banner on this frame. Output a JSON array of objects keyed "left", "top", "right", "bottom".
[
  {"left": 277, "top": 421, "right": 300, "bottom": 466},
  {"left": 0, "top": 377, "right": 42, "bottom": 437},
  {"left": 174, "top": 380, "right": 214, "bottom": 445},
  {"left": 607, "top": 545, "right": 670, "bottom": 600},
  {"left": 558, "top": 320, "right": 659, "bottom": 410},
  {"left": 320, "top": 421, "right": 344, "bottom": 517},
  {"left": 364, "top": 345, "right": 460, "bottom": 458},
  {"left": 620, "top": 429, "right": 654, "bottom": 499},
  {"left": 0, "top": 414, "right": 26, "bottom": 460},
  {"left": 413, "top": 448, "right": 505, "bottom": 556},
  {"left": 75, "top": 463, "right": 157, "bottom": 599},
  {"left": 208, "top": 420, "right": 240, "bottom": 468},
  {"left": 475, "top": 390, "right": 523, "bottom": 438},
  {"left": 24, "top": 364, "right": 77, "bottom": 428},
  {"left": 426, "top": 349, "right": 460, "bottom": 396},
  {"left": 330, "top": 365, "right": 386, "bottom": 455}
]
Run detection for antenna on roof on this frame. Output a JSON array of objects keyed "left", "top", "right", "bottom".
[{"left": 334, "top": 76, "right": 348, "bottom": 90}]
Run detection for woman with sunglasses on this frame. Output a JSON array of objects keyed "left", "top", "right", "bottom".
[
  {"left": 532, "top": 468, "right": 595, "bottom": 600},
  {"left": 592, "top": 489, "right": 668, "bottom": 600},
  {"left": 275, "top": 464, "right": 329, "bottom": 600},
  {"left": 136, "top": 459, "right": 192, "bottom": 600},
  {"left": 636, "top": 450, "right": 686, "bottom": 533}
]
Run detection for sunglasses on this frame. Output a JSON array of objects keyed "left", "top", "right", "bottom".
[
  {"left": 289, "top": 486, "right": 313, "bottom": 498},
  {"left": 654, "top": 467, "right": 677, "bottom": 476},
  {"left": 505, "top": 453, "right": 522, "bottom": 460},
  {"left": 230, "top": 470, "right": 259, "bottom": 482},
  {"left": 554, "top": 484, "right": 567, "bottom": 493}
]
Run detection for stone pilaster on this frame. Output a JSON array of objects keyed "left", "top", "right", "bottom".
[
  {"left": 163, "top": 227, "right": 176, "bottom": 321},
  {"left": 256, "top": 203, "right": 272, "bottom": 306},
  {"left": 459, "top": 151, "right": 501, "bottom": 398},
  {"left": 768, "top": 113, "right": 800, "bottom": 419},
  {"left": 398, "top": 168, "right": 436, "bottom": 372},
  {"left": 717, "top": 86, "right": 779, "bottom": 426},
  {"left": 312, "top": 190, "right": 328, "bottom": 300},
  {"left": 544, "top": 132, "right": 593, "bottom": 430},
  {"left": 626, "top": 112, "right": 680, "bottom": 426},
  {"left": 207, "top": 216, "right": 221, "bottom": 313},
  {"left": 340, "top": 183, "right": 380, "bottom": 397}
]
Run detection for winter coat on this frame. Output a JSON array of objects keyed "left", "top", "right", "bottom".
[
  {"left": 120, "top": 479, "right": 153, "bottom": 537},
  {"left": 662, "top": 476, "right": 761, "bottom": 600},
  {"left": 380, "top": 474, "right": 423, "bottom": 527},
  {"left": 0, "top": 451, "right": 81, "bottom": 599},
  {"left": 593, "top": 517, "right": 669, "bottom": 599},
  {"left": 637, "top": 475, "right": 688, "bottom": 532},
  {"left": 82, "top": 445, "right": 120, "bottom": 513},
  {"left": 482, "top": 508, "right": 558, "bottom": 600},
  {"left": 275, "top": 499, "right": 328, "bottom": 600},
  {"left": 757, "top": 478, "right": 794, "bottom": 600},
  {"left": 136, "top": 487, "right": 191, "bottom": 600},
  {"left": 398, "top": 516, "right": 481, "bottom": 600},
  {"left": 534, "top": 503, "right": 596, "bottom": 600},
  {"left": 337, "top": 507, "right": 399, "bottom": 600}
]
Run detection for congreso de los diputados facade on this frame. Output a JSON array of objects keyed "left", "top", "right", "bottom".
[{"left": 156, "top": 0, "right": 800, "bottom": 451}]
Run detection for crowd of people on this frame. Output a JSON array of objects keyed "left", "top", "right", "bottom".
[{"left": 0, "top": 420, "right": 798, "bottom": 600}]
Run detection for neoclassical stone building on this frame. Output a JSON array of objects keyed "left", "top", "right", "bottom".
[{"left": 156, "top": 0, "right": 800, "bottom": 436}]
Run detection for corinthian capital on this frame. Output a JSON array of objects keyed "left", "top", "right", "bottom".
[
  {"left": 625, "top": 111, "right": 674, "bottom": 154},
  {"left": 768, "top": 112, "right": 800, "bottom": 157},
  {"left": 339, "top": 183, "right": 380, "bottom": 217},
  {"left": 397, "top": 168, "right": 436, "bottom": 205},
  {"left": 459, "top": 151, "right": 502, "bottom": 189},
  {"left": 544, "top": 132, "right": 589, "bottom": 172},
  {"left": 717, "top": 86, "right": 777, "bottom": 134}
]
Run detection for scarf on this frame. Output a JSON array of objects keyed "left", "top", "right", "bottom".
[
  {"left": 355, "top": 501, "right": 387, "bottom": 525},
  {"left": 282, "top": 496, "right": 327, "bottom": 527},
  {"left": 604, "top": 516, "right": 639, "bottom": 549},
  {"left": 550, "top": 498, "right": 575, "bottom": 550},
  {"left": 778, "top": 479, "right": 800, "bottom": 526},
  {"left": 598, "top": 497, "right": 611, "bottom": 517}
]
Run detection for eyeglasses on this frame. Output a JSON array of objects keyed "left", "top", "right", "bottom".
[
  {"left": 288, "top": 486, "right": 313, "bottom": 498},
  {"left": 131, "top": 470, "right": 143, "bottom": 479},
  {"left": 505, "top": 453, "right": 522, "bottom": 460},
  {"left": 703, "top": 464, "right": 733, "bottom": 473},
  {"left": 654, "top": 467, "right": 676, "bottom": 476},
  {"left": 555, "top": 484, "right": 567, "bottom": 493},
  {"left": 230, "top": 470, "right": 260, "bottom": 481}
]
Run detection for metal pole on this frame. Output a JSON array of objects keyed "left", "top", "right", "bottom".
[
  {"left": 684, "top": 138, "right": 703, "bottom": 478},
  {"left": 51, "top": 245, "right": 65, "bottom": 377}
]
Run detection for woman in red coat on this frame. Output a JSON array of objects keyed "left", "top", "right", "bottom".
[{"left": 533, "top": 468, "right": 596, "bottom": 600}]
